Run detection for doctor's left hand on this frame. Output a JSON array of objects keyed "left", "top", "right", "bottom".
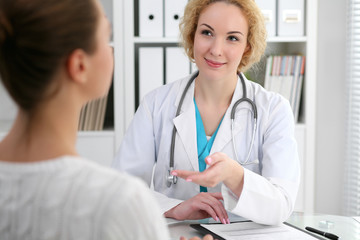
[
  {"left": 171, "top": 152, "right": 245, "bottom": 197},
  {"left": 164, "top": 192, "right": 229, "bottom": 224}
]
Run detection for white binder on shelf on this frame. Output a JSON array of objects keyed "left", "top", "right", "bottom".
[
  {"left": 165, "top": 0, "right": 187, "bottom": 38},
  {"left": 277, "top": 0, "right": 304, "bottom": 36},
  {"left": 165, "top": 47, "right": 190, "bottom": 84},
  {"left": 139, "top": 0, "right": 163, "bottom": 37},
  {"left": 264, "top": 56, "right": 273, "bottom": 90},
  {"left": 138, "top": 47, "right": 164, "bottom": 102},
  {"left": 277, "top": 56, "right": 287, "bottom": 99},
  {"left": 293, "top": 56, "right": 305, "bottom": 122},
  {"left": 279, "top": 56, "right": 293, "bottom": 102},
  {"left": 290, "top": 55, "right": 302, "bottom": 112},
  {"left": 270, "top": 56, "right": 282, "bottom": 94},
  {"left": 255, "top": 0, "right": 276, "bottom": 37}
]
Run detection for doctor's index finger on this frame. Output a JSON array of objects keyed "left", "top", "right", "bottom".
[
  {"left": 185, "top": 171, "right": 220, "bottom": 187},
  {"left": 172, "top": 169, "right": 214, "bottom": 186},
  {"left": 206, "top": 152, "right": 231, "bottom": 165},
  {"left": 171, "top": 169, "right": 198, "bottom": 179}
]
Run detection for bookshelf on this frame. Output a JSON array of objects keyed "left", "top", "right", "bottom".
[{"left": 122, "top": 0, "right": 317, "bottom": 213}]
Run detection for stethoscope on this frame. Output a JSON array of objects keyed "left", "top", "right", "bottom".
[{"left": 167, "top": 71, "right": 258, "bottom": 187}]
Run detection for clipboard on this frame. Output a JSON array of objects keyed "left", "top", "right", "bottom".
[
  {"left": 190, "top": 221, "right": 250, "bottom": 240},
  {"left": 190, "top": 221, "right": 324, "bottom": 240},
  {"left": 190, "top": 223, "right": 227, "bottom": 240}
]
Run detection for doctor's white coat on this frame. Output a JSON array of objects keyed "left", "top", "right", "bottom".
[{"left": 113, "top": 73, "right": 300, "bottom": 225}]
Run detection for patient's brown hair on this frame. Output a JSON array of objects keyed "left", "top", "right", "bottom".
[{"left": 0, "top": 0, "right": 99, "bottom": 110}]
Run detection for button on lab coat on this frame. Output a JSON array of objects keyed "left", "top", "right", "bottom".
[{"left": 113, "top": 73, "right": 300, "bottom": 225}]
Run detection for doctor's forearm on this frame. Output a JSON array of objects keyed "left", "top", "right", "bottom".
[
  {"left": 233, "top": 171, "right": 296, "bottom": 225},
  {"left": 223, "top": 162, "right": 244, "bottom": 197}
]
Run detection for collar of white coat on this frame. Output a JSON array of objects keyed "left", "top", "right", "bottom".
[
  {"left": 212, "top": 72, "right": 255, "bottom": 155},
  {"left": 172, "top": 72, "right": 256, "bottom": 169},
  {"left": 173, "top": 72, "right": 255, "bottom": 114}
]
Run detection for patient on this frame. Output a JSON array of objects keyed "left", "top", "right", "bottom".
[{"left": 0, "top": 0, "right": 211, "bottom": 239}]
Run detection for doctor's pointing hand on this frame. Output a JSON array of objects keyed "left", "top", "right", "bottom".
[
  {"left": 171, "top": 153, "right": 245, "bottom": 198},
  {"left": 113, "top": 0, "right": 300, "bottom": 226}
]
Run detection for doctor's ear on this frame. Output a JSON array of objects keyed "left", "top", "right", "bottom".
[
  {"left": 244, "top": 44, "right": 251, "bottom": 54},
  {"left": 66, "top": 49, "right": 89, "bottom": 84}
]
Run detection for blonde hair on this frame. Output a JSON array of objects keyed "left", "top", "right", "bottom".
[{"left": 179, "top": 0, "right": 267, "bottom": 72}]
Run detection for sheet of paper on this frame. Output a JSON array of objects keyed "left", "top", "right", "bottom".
[
  {"left": 166, "top": 212, "right": 248, "bottom": 226},
  {"left": 201, "top": 221, "right": 318, "bottom": 240}
]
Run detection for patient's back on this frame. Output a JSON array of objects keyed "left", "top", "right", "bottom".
[{"left": 0, "top": 156, "right": 169, "bottom": 240}]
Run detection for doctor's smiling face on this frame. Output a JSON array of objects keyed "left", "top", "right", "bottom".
[{"left": 193, "top": 2, "right": 249, "bottom": 82}]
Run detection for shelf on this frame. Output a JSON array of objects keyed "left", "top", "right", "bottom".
[
  {"left": 267, "top": 36, "right": 307, "bottom": 43},
  {"left": 134, "top": 37, "right": 180, "bottom": 44},
  {"left": 133, "top": 36, "right": 307, "bottom": 44},
  {"left": 295, "top": 122, "right": 306, "bottom": 129},
  {"left": 77, "top": 130, "right": 115, "bottom": 137},
  {"left": 76, "top": 130, "right": 115, "bottom": 166}
]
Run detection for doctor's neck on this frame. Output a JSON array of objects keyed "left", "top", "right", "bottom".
[{"left": 194, "top": 72, "right": 237, "bottom": 106}]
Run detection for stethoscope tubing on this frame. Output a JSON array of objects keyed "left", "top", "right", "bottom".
[{"left": 167, "top": 71, "right": 258, "bottom": 187}]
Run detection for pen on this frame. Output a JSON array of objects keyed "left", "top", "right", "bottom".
[{"left": 305, "top": 226, "right": 340, "bottom": 240}]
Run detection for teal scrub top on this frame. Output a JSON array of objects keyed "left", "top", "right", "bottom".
[{"left": 194, "top": 99, "right": 223, "bottom": 192}]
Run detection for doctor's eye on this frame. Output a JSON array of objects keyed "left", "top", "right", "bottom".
[
  {"left": 227, "top": 35, "right": 239, "bottom": 42},
  {"left": 201, "top": 30, "right": 212, "bottom": 37}
]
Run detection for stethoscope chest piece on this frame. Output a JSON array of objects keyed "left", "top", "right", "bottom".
[{"left": 166, "top": 167, "right": 177, "bottom": 187}]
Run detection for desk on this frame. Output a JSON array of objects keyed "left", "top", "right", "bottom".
[{"left": 167, "top": 212, "right": 360, "bottom": 240}]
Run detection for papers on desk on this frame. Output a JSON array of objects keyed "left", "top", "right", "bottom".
[
  {"left": 192, "top": 221, "right": 319, "bottom": 240},
  {"left": 166, "top": 212, "right": 248, "bottom": 226}
]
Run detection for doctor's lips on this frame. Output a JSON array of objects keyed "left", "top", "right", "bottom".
[{"left": 205, "top": 58, "right": 225, "bottom": 68}]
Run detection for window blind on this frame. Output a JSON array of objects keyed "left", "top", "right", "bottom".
[{"left": 344, "top": 0, "right": 360, "bottom": 216}]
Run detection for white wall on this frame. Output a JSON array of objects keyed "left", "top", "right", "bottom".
[
  {"left": 0, "top": 80, "right": 17, "bottom": 123},
  {"left": 315, "top": 0, "right": 346, "bottom": 215}
]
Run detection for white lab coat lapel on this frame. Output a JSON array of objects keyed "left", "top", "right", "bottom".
[
  {"left": 211, "top": 74, "right": 253, "bottom": 154},
  {"left": 172, "top": 77, "right": 199, "bottom": 171}
]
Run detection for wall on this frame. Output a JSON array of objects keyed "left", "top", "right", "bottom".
[
  {"left": 0, "top": 80, "right": 17, "bottom": 124},
  {"left": 315, "top": 0, "right": 346, "bottom": 215}
]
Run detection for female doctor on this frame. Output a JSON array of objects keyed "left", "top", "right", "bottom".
[{"left": 113, "top": 0, "right": 300, "bottom": 226}]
